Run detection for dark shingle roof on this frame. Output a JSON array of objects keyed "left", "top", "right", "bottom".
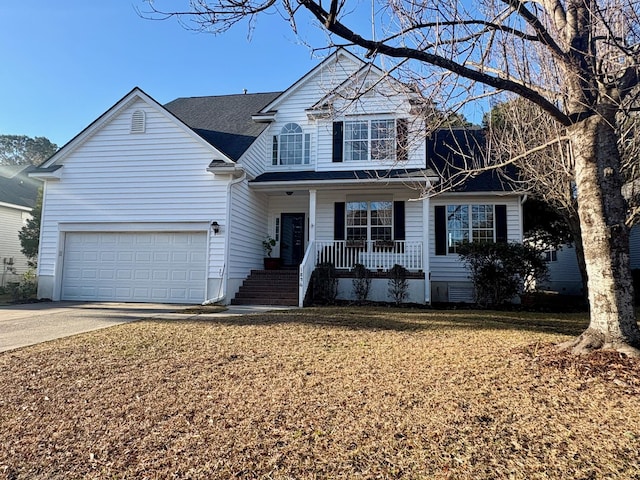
[
  {"left": 427, "top": 128, "right": 519, "bottom": 193},
  {"left": 164, "top": 92, "right": 282, "bottom": 161},
  {"left": 251, "top": 169, "right": 435, "bottom": 183},
  {"left": 0, "top": 165, "right": 41, "bottom": 208}
]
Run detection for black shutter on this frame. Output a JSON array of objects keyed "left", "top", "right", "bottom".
[
  {"left": 393, "top": 201, "right": 405, "bottom": 240},
  {"left": 334, "top": 202, "right": 345, "bottom": 240},
  {"left": 435, "top": 205, "right": 447, "bottom": 256},
  {"left": 495, "top": 205, "right": 508, "bottom": 243},
  {"left": 332, "top": 121, "right": 343, "bottom": 163},
  {"left": 272, "top": 136, "right": 278, "bottom": 165},
  {"left": 396, "top": 118, "right": 408, "bottom": 162}
]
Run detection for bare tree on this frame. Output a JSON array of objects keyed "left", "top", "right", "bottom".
[
  {"left": 484, "top": 99, "right": 589, "bottom": 296},
  {"left": 144, "top": 0, "right": 640, "bottom": 355}
]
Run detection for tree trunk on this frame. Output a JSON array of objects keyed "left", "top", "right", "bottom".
[
  {"left": 562, "top": 112, "right": 640, "bottom": 355},
  {"left": 566, "top": 215, "right": 589, "bottom": 301}
]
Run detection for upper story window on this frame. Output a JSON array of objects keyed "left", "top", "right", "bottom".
[
  {"left": 272, "top": 123, "right": 310, "bottom": 166},
  {"left": 345, "top": 119, "right": 395, "bottom": 162},
  {"left": 333, "top": 118, "right": 407, "bottom": 163}
]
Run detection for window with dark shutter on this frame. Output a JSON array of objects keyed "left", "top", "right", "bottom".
[
  {"left": 272, "top": 136, "right": 278, "bottom": 165},
  {"left": 332, "top": 122, "right": 344, "bottom": 163},
  {"left": 435, "top": 205, "right": 447, "bottom": 256},
  {"left": 393, "top": 201, "right": 405, "bottom": 240},
  {"left": 495, "top": 205, "right": 508, "bottom": 243},
  {"left": 334, "top": 202, "right": 345, "bottom": 240},
  {"left": 396, "top": 118, "right": 408, "bottom": 162}
]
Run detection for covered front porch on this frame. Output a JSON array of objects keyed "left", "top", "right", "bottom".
[{"left": 249, "top": 170, "right": 434, "bottom": 306}]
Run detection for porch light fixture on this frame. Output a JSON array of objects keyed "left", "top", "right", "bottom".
[{"left": 211, "top": 221, "right": 220, "bottom": 234}]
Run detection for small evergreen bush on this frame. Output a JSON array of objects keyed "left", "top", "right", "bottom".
[
  {"left": 457, "top": 241, "right": 548, "bottom": 307},
  {"left": 312, "top": 262, "right": 338, "bottom": 304},
  {"left": 351, "top": 263, "right": 371, "bottom": 304},
  {"left": 388, "top": 264, "right": 409, "bottom": 305}
]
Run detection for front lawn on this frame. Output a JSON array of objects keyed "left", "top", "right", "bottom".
[{"left": 1, "top": 308, "right": 639, "bottom": 479}]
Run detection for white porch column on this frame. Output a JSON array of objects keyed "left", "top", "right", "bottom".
[
  {"left": 309, "top": 189, "right": 317, "bottom": 242},
  {"left": 423, "top": 195, "right": 431, "bottom": 303}
]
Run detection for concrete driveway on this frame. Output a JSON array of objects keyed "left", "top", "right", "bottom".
[
  {"left": 0, "top": 302, "right": 187, "bottom": 353},
  {"left": 0, "top": 302, "right": 296, "bottom": 353}
]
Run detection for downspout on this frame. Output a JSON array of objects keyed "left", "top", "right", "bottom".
[{"left": 202, "top": 170, "right": 246, "bottom": 305}]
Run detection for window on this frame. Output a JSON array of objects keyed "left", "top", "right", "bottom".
[
  {"left": 272, "top": 123, "right": 310, "bottom": 165},
  {"left": 447, "top": 204, "right": 495, "bottom": 253},
  {"left": 346, "top": 200, "right": 393, "bottom": 242},
  {"left": 344, "top": 119, "right": 396, "bottom": 162},
  {"left": 544, "top": 249, "right": 558, "bottom": 262}
]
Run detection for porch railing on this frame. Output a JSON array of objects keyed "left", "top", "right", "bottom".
[
  {"left": 298, "top": 240, "right": 316, "bottom": 308},
  {"left": 298, "top": 240, "right": 423, "bottom": 306},
  {"left": 315, "top": 240, "right": 423, "bottom": 271}
]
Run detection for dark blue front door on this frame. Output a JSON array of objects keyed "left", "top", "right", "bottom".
[{"left": 281, "top": 213, "right": 305, "bottom": 267}]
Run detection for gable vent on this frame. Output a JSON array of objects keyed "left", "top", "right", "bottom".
[{"left": 130, "top": 110, "right": 146, "bottom": 133}]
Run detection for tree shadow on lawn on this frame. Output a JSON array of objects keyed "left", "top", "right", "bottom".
[{"left": 164, "top": 306, "right": 590, "bottom": 337}]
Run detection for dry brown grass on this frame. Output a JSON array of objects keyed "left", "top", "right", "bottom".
[{"left": 1, "top": 307, "right": 639, "bottom": 479}]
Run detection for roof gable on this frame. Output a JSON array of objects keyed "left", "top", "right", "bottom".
[
  {"left": 256, "top": 48, "right": 366, "bottom": 114},
  {"left": 39, "top": 88, "right": 226, "bottom": 168}
]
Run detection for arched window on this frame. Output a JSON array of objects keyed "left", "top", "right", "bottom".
[{"left": 272, "top": 123, "right": 310, "bottom": 165}]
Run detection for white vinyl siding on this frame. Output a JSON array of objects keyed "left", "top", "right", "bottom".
[
  {"left": 38, "top": 97, "right": 230, "bottom": 293},
  {"left": 228, "top": 180, "right": 269, "bottom": 279},
  {"left": 0, "top": 205, "right": 32, "bottom": 276}
]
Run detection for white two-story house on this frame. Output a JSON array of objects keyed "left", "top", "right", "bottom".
[{"left": 32, "top": 49, "right": 525, "bottom": 306}]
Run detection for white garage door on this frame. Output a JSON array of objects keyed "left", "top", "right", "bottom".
[{"left": 62, "top": 231, "right": 207, "bottom": 304}]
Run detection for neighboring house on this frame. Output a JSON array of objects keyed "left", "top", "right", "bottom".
[
  {"left": 540, "top": 226, "right": 640, "bottom": 296},
  {"left": 31, "top": 49, "right": 525, "bottom": 306},
  {"left": 0, "top": 165, "right": 41, "bottom": 286}
]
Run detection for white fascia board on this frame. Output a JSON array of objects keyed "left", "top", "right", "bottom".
[
  {"left": 0, "top": 201, "right": 32, "bottom": 212},
  {"left": 251, "top": 112, "right": 276, "bottom": 122},
  {"left": 29, "top": 169, "right": 62, "bottom": 181},
  {"left": 206, "top": 164, "right": 245, "bottom": 178}
]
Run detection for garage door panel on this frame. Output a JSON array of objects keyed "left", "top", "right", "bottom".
[{"left": 62, "top": 231, "right": 207, "bottom": 304}]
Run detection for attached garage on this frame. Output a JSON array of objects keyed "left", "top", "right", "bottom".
[{"left": 61, "top": 231, "right": 207, "bottom": 304}]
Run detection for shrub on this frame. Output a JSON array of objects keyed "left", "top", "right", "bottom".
[
  {"left": 457, "top": 241, "right": 548, "bottom": 307},
  {"left": 388, "top": 264, "right": 409, "bottom": 305},
  {"left": 312, "top": 262, "right": 338, "bottom": 305},
  {"left": 351, "top": 263, "right": 371, "bottom": 303},
  {"left": 7, "top": 268, "right": 38, "bottom": 303}
]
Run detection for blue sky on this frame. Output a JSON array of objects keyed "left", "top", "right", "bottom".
[{"left": 0, "top": 1, "right": 328, "bottom": 148}]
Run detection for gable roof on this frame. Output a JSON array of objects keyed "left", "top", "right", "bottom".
[
  {"left": 0, "top": 165, "right": 41, "bottom": 209},
  {"left": 164, "top": 92, "right": 281, "bottom": 161},
  {"left": 38, "top": 87, "right": 228, "bottom": 169},
  {"left": 256, "top": 48, "right": 365, "bottom": 115}
]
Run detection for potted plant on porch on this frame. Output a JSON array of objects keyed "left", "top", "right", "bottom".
[{"left": 262, "top": 236, "right": 281, "bottom": 270}]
